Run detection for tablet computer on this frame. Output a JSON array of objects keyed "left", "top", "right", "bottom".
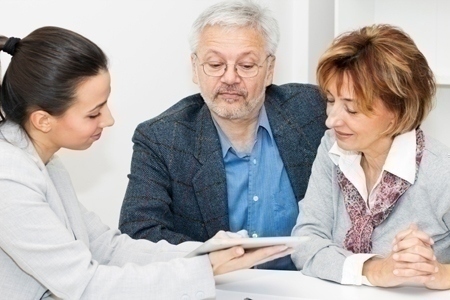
[{"left": 185, "top": 236, "right": 309, "bottom": 258}]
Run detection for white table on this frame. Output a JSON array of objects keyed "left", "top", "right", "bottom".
[{"left": 215, "top": 269, "right": 450, "bottom": 299}]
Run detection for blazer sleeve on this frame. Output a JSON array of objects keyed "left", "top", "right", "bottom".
[
  {"left": 119, "top": 122, "right": 193, "bottom": 244},
  {"left": 81, "top": 202, "right": 202, "bottom": 266},
  {"left": 291, "top": 131, "right": 354, "bottom": 283},
  {"left": 0, "top": 147, "right": 215, "bottom": 300}
]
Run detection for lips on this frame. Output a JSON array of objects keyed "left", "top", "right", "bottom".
[
  {"left": 218, "top": 92, "right": 243, "bottom": 102},
  {"left": 216, "top": 86, "right": 246, "bottom": 98},
  {"left": 92, "top": 132, "right": 102, "bottom": 140},
  {"left": 334, "top": 130, "right": 352, "bottom": 138}
]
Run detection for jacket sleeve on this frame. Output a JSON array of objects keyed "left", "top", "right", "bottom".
[
  {"left": 291, "top": 131, "right": 354, "bottom": 283},
  {"left": 119, "top": 122, "right": 194, "bottom": 244},
  {"left": 0, "top": 147, "right": 215, "bottom": 300},
  {"left": 82, "top": 202, "right": 202, "bottom": 266}
]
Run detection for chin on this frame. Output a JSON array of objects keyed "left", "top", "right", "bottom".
[
  {"left": 336, "top": 141, "right": 355, "bottom": 152},
  {"left": 68, "top": 143, "right": 94, "bottom": 151}
]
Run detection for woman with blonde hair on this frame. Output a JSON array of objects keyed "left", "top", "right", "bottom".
[{"left": 292, "top": 24, "right": 450, "bottom": 289}]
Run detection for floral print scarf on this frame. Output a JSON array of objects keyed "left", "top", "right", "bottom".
[{"left": 337, "top": 128, "right": 425, "bottom": 253}]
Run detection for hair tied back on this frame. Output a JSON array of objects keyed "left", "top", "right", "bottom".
[{"left": 3, "top": 37, "right": 21, "bottom": 56}]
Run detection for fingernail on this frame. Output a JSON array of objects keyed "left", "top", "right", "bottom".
[
  {"left": 434, "top": 267, "right": 438, "bottom": 273},
  {"left": 433, "top": 255, "right": 436, "bottom": 261},
  {"left": 393, "top": 245, "right": 398, "bottom": 251},
  {"left": 236, "top": 247, "right": 244, "bottom": 255},
  {"left": 393, "top": 254, "right": 399, "bottom": 260},
  {"left": 431, "top": 276, "right": 435, "bottom": 281},
  {"left": 393, "top": 269, "right": 399, "bottom": 275}
]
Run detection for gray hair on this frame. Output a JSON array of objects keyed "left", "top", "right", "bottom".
[{"left": 189, "top": 0, "right": 280, "bottom": 55}]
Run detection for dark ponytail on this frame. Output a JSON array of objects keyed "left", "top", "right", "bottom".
[{"left": 0, "top": 26, "right": 108, "bottom": 126}]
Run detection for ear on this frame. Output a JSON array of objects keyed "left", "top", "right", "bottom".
[
  {"left": 265, "top": 56, "right": 276, "bottom": 87},
  {"left": 29, "top": 110, "right": 53, "bottom": 133},
  {"left": 191, "top": 53, "right": 199, "bottom": 85},
  {"left": 385, "top": 112, "right": 399, "bottom": 137}
]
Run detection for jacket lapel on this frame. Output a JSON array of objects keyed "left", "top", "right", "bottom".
[
  {"left": 46, "top": 157, "right": 90, "bottom": 246},
  {"left": 265, "top": 92, "right": 316, "bottom": 201},
  {"left": 191, "top": 106, "right": 229, "bottom": 238}
]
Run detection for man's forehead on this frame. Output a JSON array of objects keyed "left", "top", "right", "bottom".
[{"left": 196, "top": 26, "right": 266, "bottom": 55}]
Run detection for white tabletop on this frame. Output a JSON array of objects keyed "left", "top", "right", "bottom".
[{"left": 215, "top": 269, "right": 450, "bottom": 300}]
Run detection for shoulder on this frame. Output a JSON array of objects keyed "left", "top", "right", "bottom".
[
  {"left": 0, "top": 139, "right": 38, "bottom": 170},
  {"left": 415, "top": 134, "right": 450, "bottom": 195},
  {"left": 265, "top": 83, "right": 326, "bottom": 123},
  {"left": 136, "top": 93, "right": 206, "bottom": 132},
  {"left": 414, "top": 135, "right": 450, "bottom": 209},
  {"left": 0, "top": 139, "right": 47, "bottom": 196},
  {"left": 312, "top": 129, "right": 335, "bottom": 159},
  {"left": 422, "top": 134, "right": 450, "bottom": 171},
  {"left": 322, "top": 129, "right": 335, "bottom": 149},
  {"left": 266, "top": 83, "right": 324, "bottom": 105}
]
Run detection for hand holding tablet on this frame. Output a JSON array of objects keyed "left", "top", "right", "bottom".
[{"left": 185, "top": 236, "right": 309, "bottom": 258}]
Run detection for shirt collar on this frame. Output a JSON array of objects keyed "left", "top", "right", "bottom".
[
  {"left": 213, "top": 105, "right": 273, "bottom": 158},
  {"left": 384, "top": 129, "right": 417, "bottom": 184},
  {"left": 328, "top": 129, "right": 417, "bottom": 184}
]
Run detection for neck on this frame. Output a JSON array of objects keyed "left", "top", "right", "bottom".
[
  {"left": 212, "top": 113, "right": 260, "bottom": 153},
  {"left": 24, "top": 123, "right": 58, "bottom": 164},
  {"left": 360, "top": 137, "right": 394, "bottom": 192}
]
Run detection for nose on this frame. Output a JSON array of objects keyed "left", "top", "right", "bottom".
[
  {"left": 100, "top": 105, "right": 115, "bottom": 128},
  {"left": 220, "top": 64, "right": 241, "bottom": 85},
  {"left": 325, "top": 103, "right": 344, "bottom": 129}
]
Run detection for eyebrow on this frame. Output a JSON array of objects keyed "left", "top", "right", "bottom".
[
  {"left": 202, "top": 50, "right": 257, "bottom": 59},
  {"left": 88, "top": 100, "right": 108, "bottom": 113}
]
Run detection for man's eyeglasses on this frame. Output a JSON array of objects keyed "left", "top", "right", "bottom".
[{"left": 194, "top": 54, "right": 273, "bottom": 78}]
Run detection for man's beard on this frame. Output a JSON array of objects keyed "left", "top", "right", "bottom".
[{"left": 203, "top": 84, "right": 264, "bottom": 120}]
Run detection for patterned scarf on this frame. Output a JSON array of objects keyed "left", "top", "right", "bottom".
[{"left": 337, "top": 129, "right": 425, "bottom": 253}]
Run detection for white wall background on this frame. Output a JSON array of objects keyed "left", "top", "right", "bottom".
[{"left": 1, "top": 0, "right": 448, "bottom": 229}]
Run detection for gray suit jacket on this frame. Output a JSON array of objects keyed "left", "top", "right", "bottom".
[
  {"left": 0, "top": 121, "right": 215, "bottom": 300},
  {"left": 119, "top": 83, "right": 327, "bottom": 244}
]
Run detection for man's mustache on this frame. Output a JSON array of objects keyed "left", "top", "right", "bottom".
[{"left": 215, "top": 85, "right": 247, "bottom": 96}]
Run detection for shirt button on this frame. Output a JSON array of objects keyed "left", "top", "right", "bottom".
[
  {"left": 253, "top": 195, "right": 259, "bottom": 201},
  {"left": 195, "top": 291, "right": 205, "bottom": 299},
  {"left": 253, "top": 158, "right": 257, "bottom": 165},
  {"left": 252, "top": 233, "right": 258, "bottom": 238},
  {"left": 181, "top": 294, "right": 190, "bottom": 300}
]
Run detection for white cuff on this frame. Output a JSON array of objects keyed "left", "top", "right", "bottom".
[
  {"left": 341, "top": 253, "right": 378, "bottom": 285},
  {"left": 361, "top": 275, "right": 374, "bottom": 286}
]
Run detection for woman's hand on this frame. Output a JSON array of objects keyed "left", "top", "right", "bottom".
[
  {"left": 363, "top": 224, "right": 436, "bottom": 287},
  {"left": 207, "top": 231, "right": 293, "bottom": 276},
  {"left": 392, "top": 224, "right": 450, "bottom": 289},
  {"left": 362, "top": 252, "right": 433, "bottom": 287}
]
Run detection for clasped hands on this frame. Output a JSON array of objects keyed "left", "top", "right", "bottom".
[
  {"left": 207, "top": 230, "right": 294, "bottom": 276},
  {"left": 363, "top": 224, "right": 450, "bottom": 289}
]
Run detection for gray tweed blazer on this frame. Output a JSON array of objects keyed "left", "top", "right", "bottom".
[{"left": 119, "top": 83, "right": 327, "bottom": 244}]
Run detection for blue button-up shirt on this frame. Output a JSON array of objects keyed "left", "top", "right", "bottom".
[{"left": 214, "top": 105, "right": 298, "bottom": 270}]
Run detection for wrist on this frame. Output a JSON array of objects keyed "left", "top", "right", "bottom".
[
  {"left": 439, "top": 264, "right": 450, "bottom": 289},
  {"left": 362, "top": 257, "right": 381, "bottom": 286}
]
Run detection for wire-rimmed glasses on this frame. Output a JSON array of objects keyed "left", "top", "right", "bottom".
[{"left": 194, "top": 54, "right": 273, "bottom": 78}]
